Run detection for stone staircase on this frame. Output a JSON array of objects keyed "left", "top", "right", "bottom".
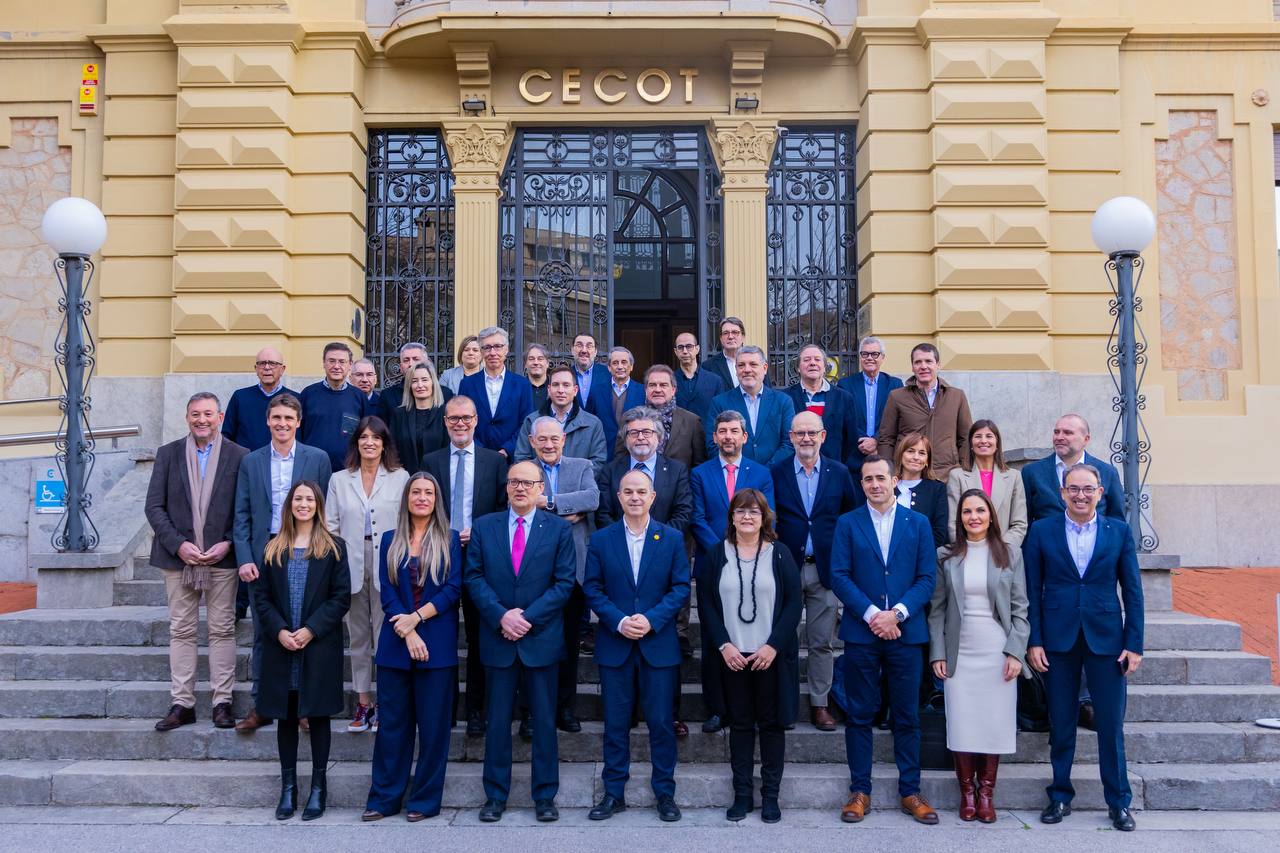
[{"left": 1, "top": 545, "right": 1279, "bottom": 812}]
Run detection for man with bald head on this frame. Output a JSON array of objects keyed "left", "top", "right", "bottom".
[
  {"left": 465, "top": 459, "right": 577, "bottom": 823},
  {"left": 1022, "top": 414, "right": 1125, "bottom": 524},
  {"left": 221, "top": 346, "right": 296, "bottom": 451}
]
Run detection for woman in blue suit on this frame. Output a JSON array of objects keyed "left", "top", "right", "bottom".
[{"left": 362, "top": 472, "right": 462, "bottom": 822}]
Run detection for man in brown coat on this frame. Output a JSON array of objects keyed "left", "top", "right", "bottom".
[
  {"left": 876, "top": 343, "right": 972, "bottom": 479},
  {"left": 614, "top": 364, "right": 707, "bottom": 471}
]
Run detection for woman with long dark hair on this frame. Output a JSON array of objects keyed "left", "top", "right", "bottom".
[
  {"left": 697, "top": 488, "right": 801, "bottom": 824},
  {"left": 928, "top": 488, "right": 1030, "bottom": 823},
  {"left": 362, "top": 472, "right": 463, "bottom": 822},
  {"left": 946, "top": 419, "right": 1028, "bottom": 546},
  {"left": 254, "top": 481, "right": 351, "bottom": 821}
]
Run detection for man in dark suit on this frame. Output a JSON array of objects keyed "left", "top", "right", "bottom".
[
  {"left": 351, "top": 357, "right": 380, "bottom": 410},
  {"left": 837, "top": 336, "right": 903, "bottom": 474},
  {"left": 459, "top": 326, "right": 534, "bottom": 458},
  {"left": 770, "top": 410, "right": 858, "bottom": 732},
  {"left": 705, "top": 346, "right": 796, "bottom": 465},
  {"left": 231, "top": 392, "right": 332, "bottom": 732},
  {"left": 597, "top": 408, "right": 693, "bottom": 532},
  {"left": 145, "top": 391, "right": 249, "bottom": 732},
  {"left": 422, "top": 394, "right": 507, "bottom": 736},
  {"left": 689, "top": 410, "right": 775, "bottom": 733},
  {"left": 589, "top": 346, "right": 646, "bottom": 459},
  {"left": 829, "top": 454, "right": 938, "bottom": 826},
  {"left": 617, "top": 364, "right": 706, "bottom": 472},
  {"left": 1023, "top": 413, "right": 1126, "bottom": 523},
  {"left": 582, "top": 469, "right": 690, "bottom": 823},
  {"left": 572, "top": 333, "right": 612, "bottom": 411},
  {"left": 673, "top": 331, "right": 726, "bottom": 421},
  {"left": 701, "top": 316, "right": 746, "bottom": 390},
  {"left": 375, "top": 341, "right": 427, "bottom": 427},
  {"left": 1025, "top": 463, "right": 1144, "bottom": 832},
  {"left": 784, "top": 344, "right": 859, "bottom": 467},
  {"left": 524, "top": 343, "right": 550, "bottom": 412},
  {"left": 465, "top": 461, "right": 577, "bottom": 823}
]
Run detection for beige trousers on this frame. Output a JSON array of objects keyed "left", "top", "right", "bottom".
[
  {"left": 163, "top": 566, "right": 239, "bottom": 708},
  {"left": 345, "top": 539, "right": 383, "bottom": 695}
]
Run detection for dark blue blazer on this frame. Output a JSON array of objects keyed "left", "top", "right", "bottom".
[
  {"left": 582, "top": 520, "right": 691, "bottom": 669},
  {"left": 459, "top": 370, "right": 534, "bottom": 457},
  {"left": 374, "top": 529, "right": 463, "bottom": 670},
  {"left": 1021, "top": 452, "right": 1125, "bottom": 524},
  {"left": 576, "top": 363, "right": 613, "bottom": 410},
  {"left": 1023, "top": 514, "right": 1144, "bottom": 657},
  {"left": 829, "top": 504, "right": 936, "bottom": 645},
  {"left": 770, "top": 457, "right": 859, "bottom": 588},
  {"left": 705, "top": 386, "right": 796, "bottom": 466},
  {"left": 231, "top": 441, "right": 332, "bottom": 568},
  {"left": 837, "top": 371, "right": 903, "bottom": 471},
  {"left": 587, "top": 379, "right": 646, "bottom": 459},
  {"left": 690, "top": 456, "right": 774, "bottom": 573},
  {"left": 675, "top": 367, "right": 727, "bottom": 422},
  {"left": 463, "top": 509, "right": 576, "bottom": 668},
  {"left": 782, "top": 383, "right": 859, "bottom": 468}
]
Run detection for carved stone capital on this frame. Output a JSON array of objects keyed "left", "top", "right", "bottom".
[
  {"left": 711, "top": 118, "right": 779, "bottom": 176},
  {"left": 442, "top": 119, "right": 511, "bottom": 176}
]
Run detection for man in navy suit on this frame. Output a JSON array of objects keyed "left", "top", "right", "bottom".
[
  {"left": 771, "top": 411, "right": 859, "bottom": 732},
  {"left": 459, "top": 326, "right": 534, "bottom": 458},
  {"left": 785, "top": 344, "right": 859, "bottom": 467},
  {"left": 572, "top": 333, "right": 612, "bottom": 411},
  {"left": 588, "top": 346, "right": 646, "bottom": 459},
  {"left": 1023, "top": 414, "right": 1126, "bottom": 523},
  {"left": 464, "top": 460, "right": 577, "bottom": 823},
  {"left": 705, "top": 346, "right": 796, "bottom": 465},
  {"left": 701, "top": 316, "right": 746, "bottom": 390},
  {"left": 673, "top": 331, "right": 727, "bottom": 421},
  {"left": 690, "top": 410, "right": 774, "bottom": 733},
  {"left": 829, "top": 454, "right": 938, "bottom": 826},
  {"left": 836, "top": 336, "right": 903, "bottom": 474},
  {"left": 1025, "top": 463, "right": 1144, "bottom": 832},
  {"left": 231, "top": 392, "right": 332, "bottom": 732},
  {"left": 582, "top": 469, "right": 690, "bottom": 823}
]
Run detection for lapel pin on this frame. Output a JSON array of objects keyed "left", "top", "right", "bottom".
[{"left": 653, "top": 533, "right": 660, "bottom": 541}]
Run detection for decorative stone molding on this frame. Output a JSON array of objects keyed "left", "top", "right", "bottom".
[
  {"left": 443, "top": 120, "right": 510, "bottom": 172},
  {"left": 452, "top": 43, "right": 493, "bottom": 115},
  {"left": 711, "top": 119, "right": 777, "bottom": 171}
]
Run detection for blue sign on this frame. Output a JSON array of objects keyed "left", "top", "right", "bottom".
[{"left": 35, "top": 467, "right": 66, "bottom": 514}]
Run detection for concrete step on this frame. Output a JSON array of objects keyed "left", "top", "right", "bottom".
[
  {"left": 1125, "top": 685, "right": 1280, "bottom": 722},
  {"left": 112, "top": 580, "right": 166, "bottom": 607},
  {"left": 0, "top": 718, "right": 1275, "bottom": 766},
  {"left": 1143, "top": 612, "right": 1242, "bottom": 651}
]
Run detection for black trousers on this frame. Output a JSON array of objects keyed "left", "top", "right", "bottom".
[
  {"left": 457, "top": 585, "right": 486, "bottom": 722},
  {"left": 277, "top": 691, "right": 331, "bottom": 774},
  {"left": 557, "top": 582, "right": 586, "bottom": 714},
  {"left": 722, "top": 661, "right": 785, "bottom": 799}
]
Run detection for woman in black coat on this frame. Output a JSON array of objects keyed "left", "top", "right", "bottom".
[
  {"left": 697, "top": 488, "right": 802, "bottom": 824},
  {"left": 387, "top": 362, "right": 448, "bottom": 471},
  {"left": 253, "top": 480, "right": 351, "bottom": 821},
  {"left": 893, "top": 432, "right": 950, "bottom": 547}
]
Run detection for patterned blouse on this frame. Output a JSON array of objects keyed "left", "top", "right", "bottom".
[{"left": 286, "top": 547, "right": 308, "bottom": 690}]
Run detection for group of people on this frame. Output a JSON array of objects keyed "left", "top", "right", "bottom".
[{"left": 141, "top": 317, "right": 1143, "bottom": 830}]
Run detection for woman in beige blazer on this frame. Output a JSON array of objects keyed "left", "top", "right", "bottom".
[
  {"left": 946, "top": 419, "right": 1027, "bottom": 546},
  {"left": 325, "top": 415, "right": 410, "bottom": 732},
  {"left": 929, "top": 488, "right": 1030, "bottom": 824}
]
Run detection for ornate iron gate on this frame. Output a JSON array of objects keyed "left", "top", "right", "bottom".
[
  {"left": 498, "top": 128, "right": 722, "bottom": 363},
  {"left": 766, "top": 127, "right": 859, "bottom": 384},
  {"left": 364, "top": 131, "right": 456, "bottom": 381}
]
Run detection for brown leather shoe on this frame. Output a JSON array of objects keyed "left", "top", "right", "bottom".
[
  {"left": 810, "top": 706, "right": 838, "bottom": 732},
  {"left": 154, "top": 704, "right": 195, "bottom": 731},
  {"left": 901, "top": 794, "right": 939, "bottom": 825},
  {"left": 234, "top": 708, "right": 273, "bottom": 733},
  {"left": 840, "top": 792, "right": 870, "bottom": 823},
  {"left": 211, "top": 702, "right": 235, "bottom": 729}
]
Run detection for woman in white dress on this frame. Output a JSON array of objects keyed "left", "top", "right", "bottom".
[{"left": 928, "top": 488, "right": 1029, "bottom": 823}]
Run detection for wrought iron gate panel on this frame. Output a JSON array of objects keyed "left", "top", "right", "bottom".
[
  {"left": 499, "top": 128, "right": 722, "bottom": 363},
  {"left": 765, "top": 127, "right": 858, "bottom": 385},
  {"left": 364, "top": 131, "right": 456, "bottom": 381}
]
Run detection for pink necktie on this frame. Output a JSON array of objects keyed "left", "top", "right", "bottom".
[
  {"left": 511, "top": 516, "right": 526, "bottom": 576},
  {"left": 725, "top": 463, "right": 737, "bottom": 500}
]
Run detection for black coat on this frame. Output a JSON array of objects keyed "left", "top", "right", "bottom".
[
  {"left": 697, "top": 540, "right": 803, "bottom": 726},
  {"left": 422, "top": 444, "right": 508, "bottom": 524},
  {"left": 144, "top": 437, "right": 249, "bottom": 570},
  {"left": 252, "top": 538, "right": 351, "bottom": 719},
  {"left": 387, "top": 403, "right": 448, "bottom": 471}
]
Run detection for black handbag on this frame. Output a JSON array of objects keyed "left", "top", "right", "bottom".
[
  {"left": 1017, "top": 668, "right": 1052, "bottom": 733},
  {"left": 919, "top": 694, "right": 953, "bottom": 770}
]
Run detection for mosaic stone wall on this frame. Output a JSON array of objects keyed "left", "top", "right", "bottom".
[
  {"left": 0, "top": 117, "right": 70, "bottom": 400},
  {"left": 1154, "top": 110, "right": 1242, "bottom": 402}
]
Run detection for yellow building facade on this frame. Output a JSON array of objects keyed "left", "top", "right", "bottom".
[{"left": 2, "top": 0, "right": 1280, "bottom": 564}]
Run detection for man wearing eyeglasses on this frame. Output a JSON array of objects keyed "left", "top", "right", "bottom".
[
  {"left": 1024, "top": 463, "right": 1143, "bottom": 832},
  {"left": 423, "top": 395, "right": 508, "bottom": 735},
  {"left": 222, "top": 346, "right": 297, "bottom": 452},
  {"left": 458, "top": 326, "right": 535, "bottom": 458},
  {"left": 672, "top": 332, "right": 726, "bottom": 421},
  {"left": 618, "top": 364, "right": 706, "bottom": 472},
  {"left": 465, "top": 460, "right": 576, "bottom": 824},
  {"left": 837, "top": 336, "right": 903, "bottom": 475}
]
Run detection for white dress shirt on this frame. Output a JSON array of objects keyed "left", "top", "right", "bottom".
[
  {"left": 724, "top": 353, "right": 739, "bottom": 387},
  {"left": 862, "top": 503, "right": 910, "bottom": 625},
  {"left": 1055, "top": 452, "right": 1085, "bottom": 487},
  {"left": 507, "top": 506, "right": 537, "bottom": 551},
  {"left": 268, "top": 440, "right": 296, "bottom": 535},
  {"left": 484, "top": 369, "right": 506, "bottom": 414},
  {"left": 616, "top": 520, "right": 650, "bottom": 632}
]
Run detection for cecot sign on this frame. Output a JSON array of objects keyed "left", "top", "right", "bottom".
[{"left": 518, "top": 67, "right": 698, "bottom": 106}]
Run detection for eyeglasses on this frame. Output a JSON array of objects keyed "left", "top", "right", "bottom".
[
  {"left": 1064, "top": 485, "right": 1098, "bottom": 496},
  {"left": 480, "top": 343, "right": 506, "bottom": 352},
  {"left": 790, "top": 430, "right": 823, "bottom": 439},
  {"left": 858, "top": 351, "right": 883, "bottom": 360},
  {"left": 444, "top": 415, "right": 476, "bottom": 425},
  {"left": 508, "top": 478, "right": 541, "bottom": 490},
  {"left": 255, "top": 360, "right": 283, "bottom": 368},
  {"left": 674, "top": 343, "right": 698, "bottom": 351},
  {"left": 625, "top": 428, "right": 657, "bottom": 439},
  {"left": 732, "top": 507, "right": 762, "bottom": 517}
]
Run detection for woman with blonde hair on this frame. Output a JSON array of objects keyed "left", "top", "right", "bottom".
[
  {"left": 388, "top": 361, "right": 448, "bottom": 470},
  {"left": 363, "top": 472, "right": 463, "bottom": 822},
  {"left": 254, "top": 481, "right": 351, "bottom": 821},
  {"left": 946, "top": 419, "right": 1028, "bottom": 546}
]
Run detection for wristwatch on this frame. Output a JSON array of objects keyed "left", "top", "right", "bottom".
[
  {"left": 894, "top": 607, "right": 907, "bottom": 623},
  {"left": 545, "top": 498, "right": 556, "bottom": 513}
]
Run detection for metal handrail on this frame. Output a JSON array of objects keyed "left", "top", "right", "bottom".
[
  {"left": 0, "top": 396, "right": 58, "bottom": 407},
  {"left": 0, "top": 423, "right": 141, "bottom": 449}
]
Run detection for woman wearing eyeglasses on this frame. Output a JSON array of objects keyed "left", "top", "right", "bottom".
[{"left": 697, "top": 488, "right": 801, "bottom": 823}]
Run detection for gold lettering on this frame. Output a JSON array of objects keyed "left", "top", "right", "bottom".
[
  {"left": 636, "top": 68, "right": 672, "bottom": 104},
  {"left": 679, "top": 67, "right": 698, "bottom": 103},
  {"left": 562, "top": 67, "right": 582, "bottom": 104},
  {"left": 519, "top": 68, "right": 553, "bottom": 104},
  {"left": 593, "top": 68, "right": 627, "bottom": 104}
]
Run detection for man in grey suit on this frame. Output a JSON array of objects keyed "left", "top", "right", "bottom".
[
  {"left": 231, "top": 392, "right": 332, "bottom": 732},
  {"left": 530, "top": 416, "right": 600, "bottom": 733}
]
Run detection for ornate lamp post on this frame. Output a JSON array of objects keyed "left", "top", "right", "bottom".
[
  {"left": 40, "top": 197, "right": 108, "bottom": 552},
  {"left": 1090, "top": 196, "right": 1158, "bottom": 553}
]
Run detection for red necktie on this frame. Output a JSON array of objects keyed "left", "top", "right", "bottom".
[
  {"left": 511, "top": 516, "right": 526, "bottom": 576},
  {"left": 725, "top": 463, "right": 737, "bottom": 500}
]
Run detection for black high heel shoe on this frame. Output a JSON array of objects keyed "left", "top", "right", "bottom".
[
  {"left": 275, "top": 768, "right": 297, "bottom": 820},
  {"left": 301, "top": 768, "right": 327, "bottom": 821}
]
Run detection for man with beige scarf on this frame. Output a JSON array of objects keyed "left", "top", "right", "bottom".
[{"left": 144, "top": 392, "right": 249, "bottom": 731}]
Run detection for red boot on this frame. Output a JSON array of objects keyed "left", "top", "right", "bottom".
[
  {"left": 976, "top": 753, "right": 999, "bottom": 823},
  {"left": 953, "top": 752, "right": 977, "bottom": 821}
]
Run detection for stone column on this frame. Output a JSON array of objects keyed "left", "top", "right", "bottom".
[
  {"left": 711, "top": 118, "right": 777, "bottom": 349},
  {"left": 443, "top": 119, "right": 511, "bottom": 342}
]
